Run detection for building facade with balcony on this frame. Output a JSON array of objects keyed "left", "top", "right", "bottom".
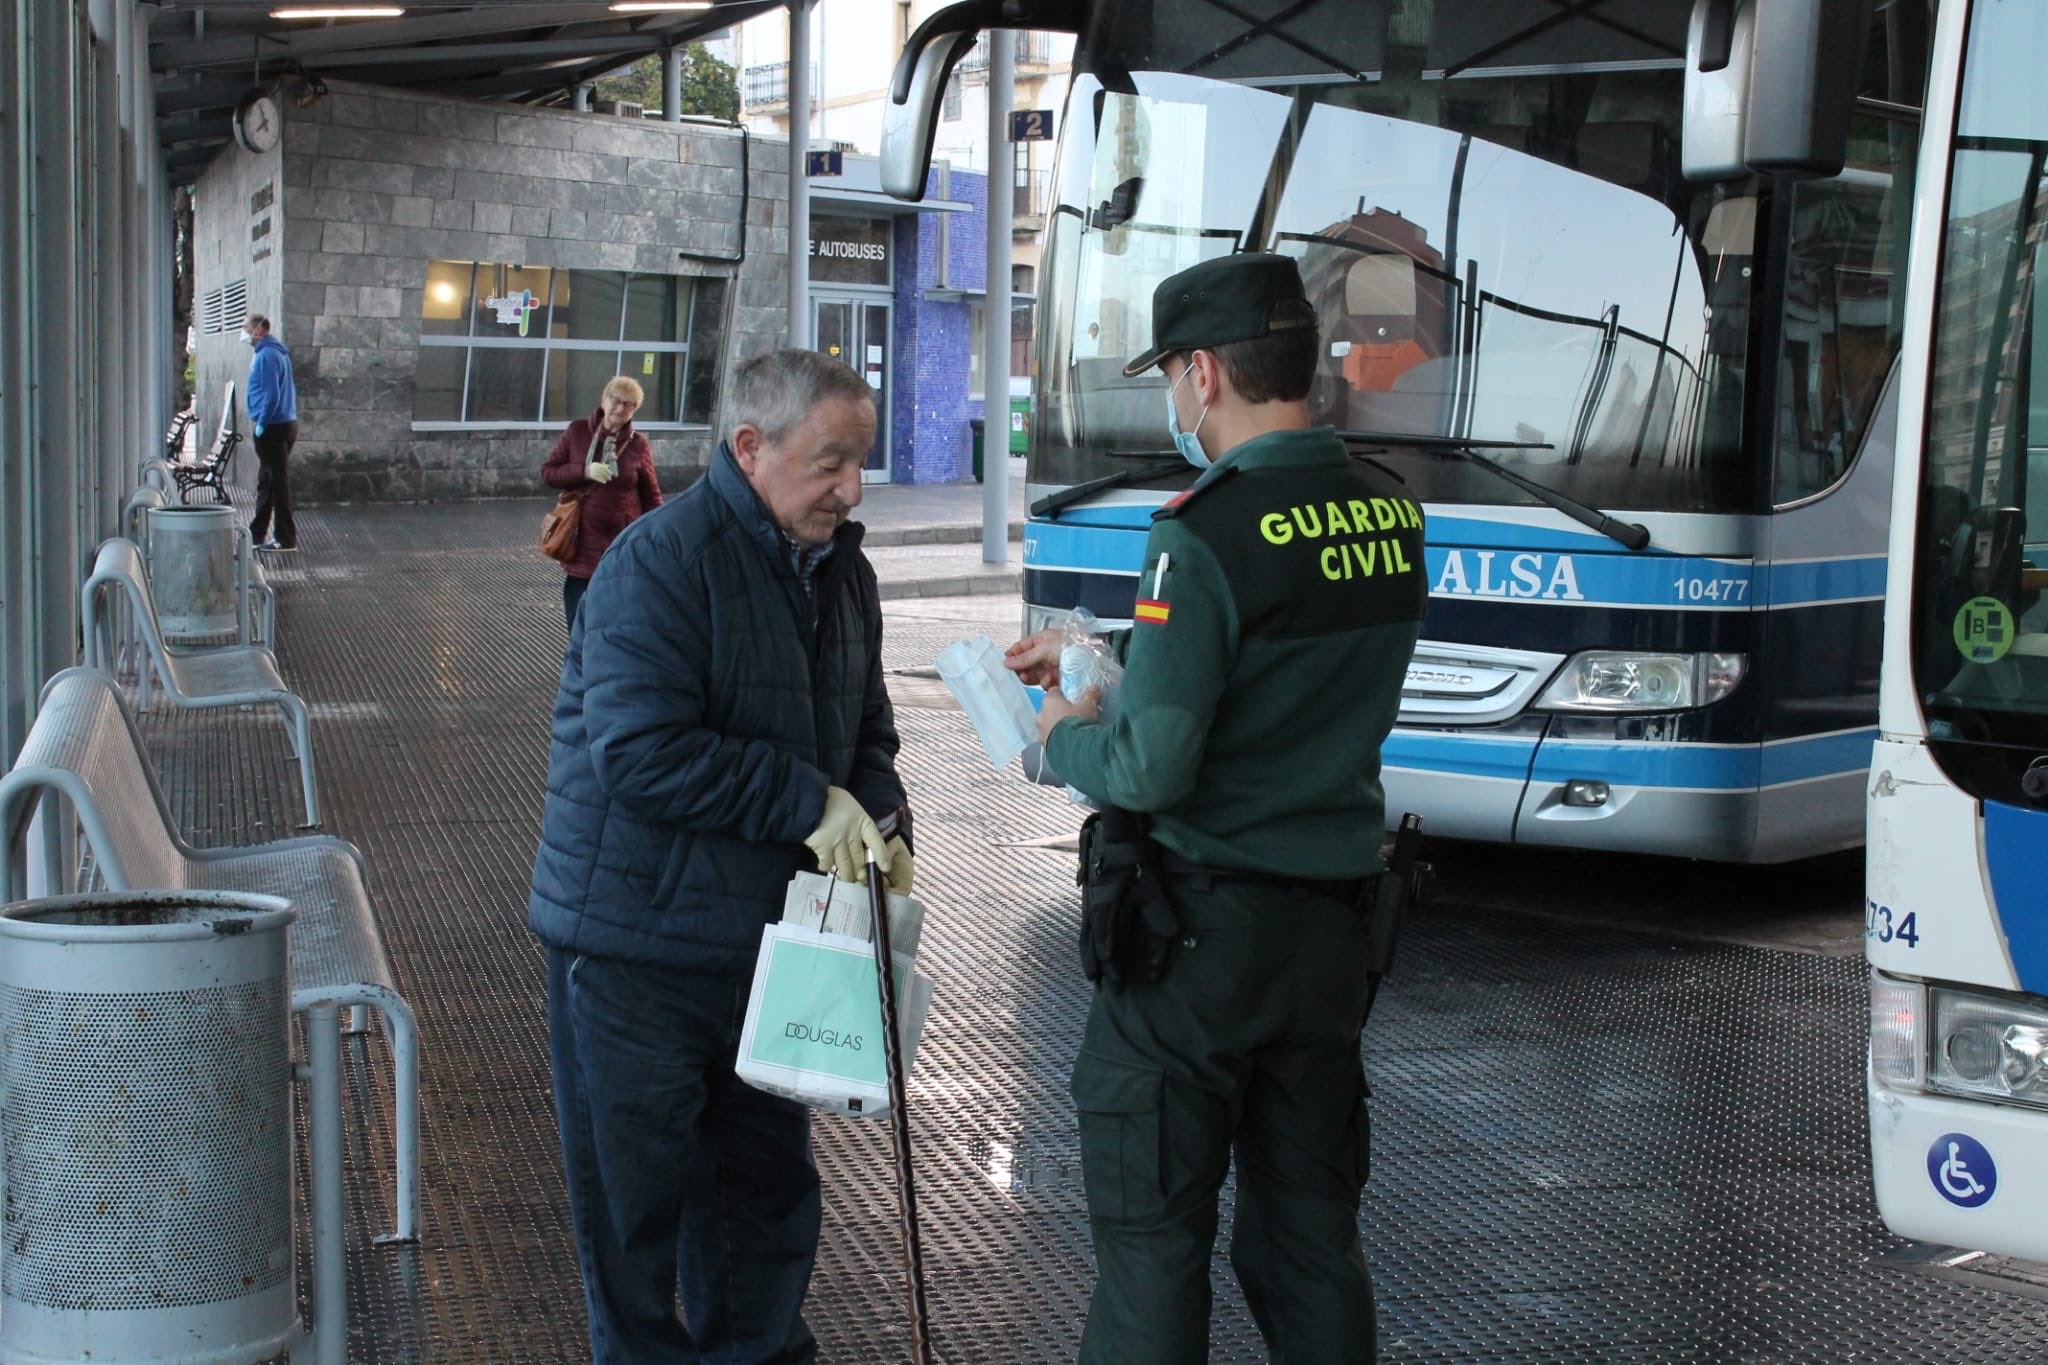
[{"left": 732, "top": 3, "right": 1072, "bottom": 420}]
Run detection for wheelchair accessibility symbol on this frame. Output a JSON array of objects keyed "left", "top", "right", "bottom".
[{"left": 1927, "top": 1132, "right": 1997, "bottom": 1208}]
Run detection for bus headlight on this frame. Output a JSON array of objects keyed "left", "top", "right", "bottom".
[
  {"left": 1927, "top": 987, "right": 2048, "bottom": 1109},
  {"left": 1869, "top": 974, "right": 1926, "bottom": 1091},
  {"left": 1535, "top": 651, "right": 1746, "bottom": 711}
]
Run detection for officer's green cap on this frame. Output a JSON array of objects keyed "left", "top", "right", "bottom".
[{"left": 1122, "top": 252, "right": 1317, "bottom": 378}]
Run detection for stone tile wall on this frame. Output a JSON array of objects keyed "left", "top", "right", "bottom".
[
  {"left": 194, "top": 79, "right": 790, "bottom": 502},
  {"left": 192, "top": 138, "right": 284, "bottom": 451}
]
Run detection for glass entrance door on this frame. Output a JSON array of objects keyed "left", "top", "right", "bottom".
[{"left": 813, "top": 297, "right": 892, "bottom": 481}]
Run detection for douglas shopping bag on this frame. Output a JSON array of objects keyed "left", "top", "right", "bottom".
[{"left": 736, "top": 921, "right": 935, "bottom": 1120}]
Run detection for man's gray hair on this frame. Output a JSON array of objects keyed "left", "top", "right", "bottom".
[{"left": 725, "top": 348, "right": 874, "bottom": 447}]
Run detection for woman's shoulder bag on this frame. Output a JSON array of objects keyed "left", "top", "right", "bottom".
[{"left": 539, "top": 490, "right": 584, "bottom": 563}]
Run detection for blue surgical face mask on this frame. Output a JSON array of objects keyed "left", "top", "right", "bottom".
[{"left": 1165, "top": 362, "right": 1212, "bottom": 469}]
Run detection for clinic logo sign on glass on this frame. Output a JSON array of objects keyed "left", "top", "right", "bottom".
[
  {"left": 1927, "top": 1132, "right": 1997, "bottom": 1208},
  {"left": 485, "top": 288, "right": 542, "bottom": 337}
]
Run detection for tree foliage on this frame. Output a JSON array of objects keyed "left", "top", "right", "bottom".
[{"left": 594, "top": 44, "right": 740, "bottom": 122}]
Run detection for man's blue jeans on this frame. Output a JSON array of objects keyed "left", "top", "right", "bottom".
[{"left": 547, "top": 947, "right": 822, "bottom": 1363}]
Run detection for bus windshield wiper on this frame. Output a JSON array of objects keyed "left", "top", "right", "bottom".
[
  {"left": 1032, "top": 454, "right": 1189, "bottom": 519},
  {"left": 1339, "top": 430, "right": 1653, "bottom": 552}
]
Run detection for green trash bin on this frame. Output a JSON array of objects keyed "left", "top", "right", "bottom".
[{"left": 970, "top": 417, "right": 986, "bottom": 483}]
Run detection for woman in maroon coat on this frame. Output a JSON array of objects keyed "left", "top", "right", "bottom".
[{"left": 541, "top": 375, "right": 663, "bottom": 628}]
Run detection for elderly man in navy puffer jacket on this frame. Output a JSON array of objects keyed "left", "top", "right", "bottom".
[{"left": 530, "top": 348, "right": 914, "bottom": 1364}]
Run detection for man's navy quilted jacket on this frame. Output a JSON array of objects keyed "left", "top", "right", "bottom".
[{"left": 528, "top": 444, "right": 907, "bottom": 974}]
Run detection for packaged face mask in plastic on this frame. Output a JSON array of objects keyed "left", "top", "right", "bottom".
[
  {"left": 1057, "top": 607, "right": 1123, "bottom": 724},
  {"left": 935, "top": 636, "right": 1041, "bottom": 768}
]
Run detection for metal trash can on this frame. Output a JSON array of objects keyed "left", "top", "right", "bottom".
[
  {"left": 0, "top": 891, "right": 296, "bottom": 1365},
  {"left": 145, "top": 504, "right": 239, "bottom": 641}
]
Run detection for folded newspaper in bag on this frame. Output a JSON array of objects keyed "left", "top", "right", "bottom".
[
  {"left": 780, "top": 870, "right": 927, "bottom": 958},
  {"left": 736, "top": 875, "right": 936, "bottom": 1120}
]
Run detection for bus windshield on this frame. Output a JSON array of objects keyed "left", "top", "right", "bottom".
[
  {"left": 1912, "top": 0, "right": 2048, "bottom": 798},
  {"left": 1036, "top": 1, "right": 1760, "bottom": 512}
]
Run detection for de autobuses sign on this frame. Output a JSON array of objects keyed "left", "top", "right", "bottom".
[{"left": 809, "top": 216, "right": 891, "bottom": 286}]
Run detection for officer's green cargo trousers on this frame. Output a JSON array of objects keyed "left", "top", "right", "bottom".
[{"left": 1070, "top": 874, "right": 1377, "bottom": 1364}]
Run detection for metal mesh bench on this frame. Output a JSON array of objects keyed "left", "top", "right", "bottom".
[
  {"left": 0, "top": 666, "right": 424, "bottom": 1351},
  {"left": 82, "top": 537, "right": 314, "bottom": 826}
]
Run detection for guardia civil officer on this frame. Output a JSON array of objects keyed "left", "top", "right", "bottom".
[{"left": 1005, "top": 253, "right": 1427, "bottom": 1364}]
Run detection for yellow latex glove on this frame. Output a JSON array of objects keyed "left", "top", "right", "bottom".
[
  {"left": 804, "top": 786, "right": 889, "bottom": 884},
  {"left": 585, "top": 460, "right": 616, "bottom": 484},
  {"left": 882, "top": 834, "right": 914, "bottom": 895}
]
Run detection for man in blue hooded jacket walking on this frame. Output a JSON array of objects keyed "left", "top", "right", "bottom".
[
  {"left": 243, "top": 312, "right": 299, "bottom": 551},
  {"left": 530, "top": 348, "right": 915, "bottom": 1363}
]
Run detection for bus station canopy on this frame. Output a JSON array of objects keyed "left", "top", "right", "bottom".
[{"left": 150, "top": 0, "right": 780, "bottom": 186}]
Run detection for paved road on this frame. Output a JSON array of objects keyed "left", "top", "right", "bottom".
[{"left": 124, "top": 508, "right": 2048, "bottom": 1363}]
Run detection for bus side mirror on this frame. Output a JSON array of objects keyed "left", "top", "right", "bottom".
[
  {"left": 1089, "top": 177, "right": 1143, "bottom": 232},
  {"left": 882, "top": 27, "right": 980, "bottom": 202},
  {"left": 1742, "top": 0, "right": 1870, "bottom": 177},
  {"left": 882, "top": 0, "right": 1085, "bottom": 203},
  {"left": 1682, "top": 0, "right": 1756, "bottom": 181},
  {"left": 1684, "top": 0, "right": 1870, "bottom": 182}
]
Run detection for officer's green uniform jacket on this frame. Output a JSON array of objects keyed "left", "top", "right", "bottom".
[{"left": 1045, "top": 425, "right": 1426, "bottom": 880}]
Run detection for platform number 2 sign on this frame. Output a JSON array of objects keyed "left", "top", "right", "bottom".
[{"left": 1010, "top": 110, "right": 1053, "bottom": 142}]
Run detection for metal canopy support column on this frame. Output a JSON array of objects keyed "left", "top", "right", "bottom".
[
  {"left": 572, "top": 81, "right": 592, "bottom": 111},
  {"left": 96, "top": 20, "right": 126, "bottom": 548},
  {"left": 663, "top": 44, "right": 681, "bottom": 123},
  {"left": 138, "top": 0, "right": 171, "bottom": 456},
  {"left": 787, "top": 0, "right": 812, "bottom": 348},
  {"left": 1, "top": 0, "right": 35, "bottom": 763},
  {"left": 982, "top": 31, "right": 1013, "bottom": 564},
  {"left": 29, "top": 0, "right": 83, "bottom": 689}
]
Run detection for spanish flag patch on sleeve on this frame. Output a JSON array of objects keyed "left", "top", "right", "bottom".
[{"left": 1134, "top": 598, "right": 1171, "bottom": 625}]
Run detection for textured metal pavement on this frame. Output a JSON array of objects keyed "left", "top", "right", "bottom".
[{"left": 118, "top": 496, "right": 2048, "bottom": 1363}]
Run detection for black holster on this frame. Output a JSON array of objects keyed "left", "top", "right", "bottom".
[{"left": 1075, "top": 806, "right": 1180, "bottom": 988}]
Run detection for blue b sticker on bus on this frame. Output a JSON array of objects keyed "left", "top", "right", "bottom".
[{"left": 1928, "top": 1133, "right": 1997, "bottom": 1208}]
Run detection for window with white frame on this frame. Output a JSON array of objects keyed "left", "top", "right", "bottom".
[
  {"left": 414, "top": 261, "right": 729, "bottom": 428},
  {"left": 967, "top": 272, "right": 1036, "bottom": 398}
]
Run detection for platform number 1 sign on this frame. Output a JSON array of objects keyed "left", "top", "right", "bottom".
[{"left": 1009, "top": 110, "right": 1053, "bottom": 142}]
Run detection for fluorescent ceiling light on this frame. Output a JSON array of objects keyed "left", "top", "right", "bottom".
[
  {"left": 610, "top": 2, "right": 714, "bottom": 11},
  {"left": 271, "top": 6, "right": 407, "bottom": 17}
]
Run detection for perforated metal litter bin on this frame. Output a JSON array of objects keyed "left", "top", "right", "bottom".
[
  {"left": 0, "top": 891, "right": 296, "bottom": 1365},
  {"left": 146, "top": 504, "right": 239, "bottom": 641}
]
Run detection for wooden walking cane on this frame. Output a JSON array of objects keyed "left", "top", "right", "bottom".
[{"left": 867, "top": 854, "right": 935, "bottom": 1364}]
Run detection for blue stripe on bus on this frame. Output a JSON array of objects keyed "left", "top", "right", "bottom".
[
  {"left": 1023, "top": 521, "right": 1149, "bottom": 574},
  {"left": 1758, "top": 729, "right": 1881, "bottom": 785},
  {"left": 1763, "top": 557, "right": 1888, "bottom": 606},
  {"left": 1531, "top": 729, "right": 1875, "bottom": 789},
  {"left": 1025, "top": 523, "right": 1886, "bottom": 609},
  {"left": 1983, "top": 802, "right": 2048, "bottom": 996},
  {"left": 1389, "top": 728, "right": 1877, "bottom": 791},
  {"left": 1383, "top": 730, "right": 1542, "bottom": 783}
]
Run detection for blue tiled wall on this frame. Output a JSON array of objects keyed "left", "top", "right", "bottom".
[{"left": 885, "top": 165, "right": 992, "bottom": 485}]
